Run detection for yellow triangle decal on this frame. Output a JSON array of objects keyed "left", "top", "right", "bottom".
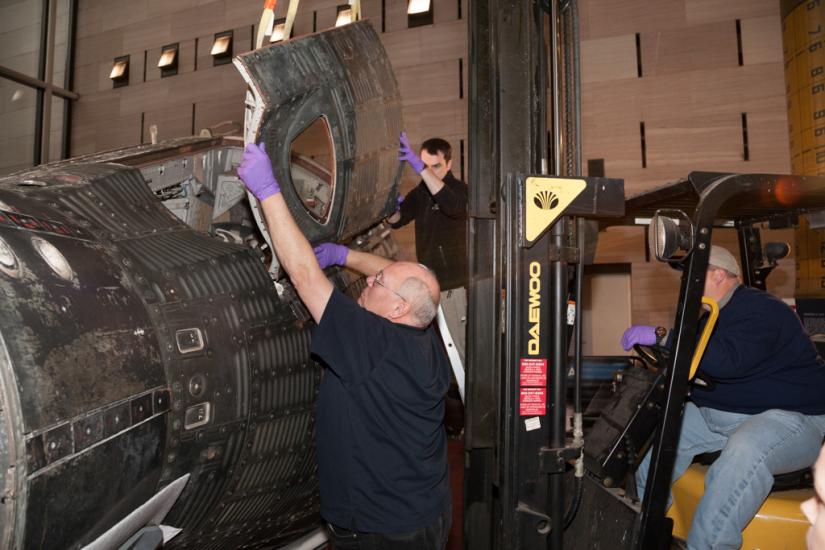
[{"left": 524, "top": 177, "right": 587, "bottom": 242}]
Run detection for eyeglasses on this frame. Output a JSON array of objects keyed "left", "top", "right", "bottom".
[{"left": 373, "top": 269, "right": 407, "bottom": 302}]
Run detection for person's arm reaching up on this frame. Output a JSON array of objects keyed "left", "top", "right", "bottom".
[
  {"left": 399, "top": 131, "right": 444, "bottom": 195},
  {"left": 314, "top": 242, "right": 392, "bottom": 276},
  {"left": 237, "top": 143, "right": 332, "bottom": 323}
]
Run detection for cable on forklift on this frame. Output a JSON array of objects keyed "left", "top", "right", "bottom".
[
  {"left": 564, "top": 474, "right": 584, "bottom": 529},
  {"left": 564, "top": 217, "right": 587, "bottom": 530}
]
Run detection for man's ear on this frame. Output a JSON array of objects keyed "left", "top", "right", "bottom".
[{"left": 388, "top": 298, "right": 411, "bottom": 320}]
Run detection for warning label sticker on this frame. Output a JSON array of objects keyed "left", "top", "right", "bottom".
[
  {"left": 519, "top": 387, "right": 547, "bottom": 416},
  {"left": 520, "top": 358, "right": 547, "bottom": 386}
]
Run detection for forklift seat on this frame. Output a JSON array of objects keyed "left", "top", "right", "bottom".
[{"left": 667, "top": 461, "right": 813, "bottom": 548}]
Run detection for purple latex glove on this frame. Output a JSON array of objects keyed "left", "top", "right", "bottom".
[
  {"left": 313, "top": 242, "right": 349, "bottom": 269},
  {"left": 395, "top": 194, "right": 404, "bottom": 213},
  {"left": 398, "top": 132, "right": 425, "bottom": 174},
  {"left": 620, "top": 325, "right": 657, "bottom": 351},
  {"left": 237, "top": 142, "right": 280, "bottom": 201}
]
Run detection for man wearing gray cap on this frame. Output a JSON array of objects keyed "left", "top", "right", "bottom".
[{"left": 622, "top": 245, "right": 825, "bottom": 549}]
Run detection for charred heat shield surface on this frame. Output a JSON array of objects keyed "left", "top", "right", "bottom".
[
  {"left": 0, "top": 19, "right": 404, "bottom": 549},
  {"left": 0, "top": 155, "right": 367, "bottom": 548},
  {"left": 234, "top": 20, "right": 402, "bottom": 244}
]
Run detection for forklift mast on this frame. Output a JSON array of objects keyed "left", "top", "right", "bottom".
[{"left": 466, "top": 2, "right": 624, "bottom": 548}]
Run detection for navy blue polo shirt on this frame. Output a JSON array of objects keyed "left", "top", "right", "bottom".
[
  {"left": 310, "top": 289, "right": 451, "bottom": 533},
  {"left": 692, "top": 285, "right": 825, "bottom": 415}
]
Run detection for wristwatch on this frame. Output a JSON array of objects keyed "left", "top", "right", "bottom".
[{"left": 655, "top": 326, "right": 667, "bottom": 345}]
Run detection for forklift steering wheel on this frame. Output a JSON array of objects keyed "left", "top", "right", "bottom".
[{"left": 632, "top": 343, "right": 668, "bottom": 369}]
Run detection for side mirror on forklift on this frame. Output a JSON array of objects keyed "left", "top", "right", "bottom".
[{"left": 649, "top": 209, "right": 694, "bottom": 262}]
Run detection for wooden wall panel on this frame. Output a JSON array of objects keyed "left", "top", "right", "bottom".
[
  {"left": 170, "top": 3, "right": 226, "bottom": 38},
  {"left": 629, "top": 261, "right": 683, "bottom": 327},
  {"left": 581, "top": 0, "right": 794, "bottom": 332},
  {"left": 384, "top": 0, "right": 408, "bottom": 33},
  {"left": 580, "top": 33, "right": 637, "bottom": 84},
  {"left": 224, "top": 1, "right": 264, "bottom": 29},
  {"left": 686, "top": 65, "right": 786, "bottom": 118},
  {"left": 741, "top": 16, "right": 783, "bottom": 66},
  {"left": 194, "top": 96, "right": 244, "bottom": 135},
  {"left": 395, "top": 60, "right": 462, "bottom": 106},
  {"left": 361, "top": 0, "right": 381, "bottom": 22},
  {"left": 581, "top": 61, "right": 790, "bottom": 196},
  {"left": 288, "top": 9, "right": 314, "bottom": 36},
  {"left": 75, "top": 29, "right": 124, "bottom": 66},
  {"left": 146, "top": 0, "right": 198, "bottom": 19},
  {"left": 195, "top": 32, "right": 216, "bottom": 74},
  {"left": 582, "top": 270, "right": 632, "bottom": 355},
  {"left": 684, "top": 0, "right": 777, "bottom": 26},
  {"left": 177, "top": 38, "right": 197, "bottom": 74},
  {"left": 97, "top": 0, "right": 149, "bottom": 35},
  {"left": 434, "top": 0, "right": 462, "bottom": 24},
  {"left": 72, "top": 61, "right": 99, "bottom": 95},
  {"left": 594, "top": 226, "right": 646, "bottom": 264},
  {"left": 746, "top": 110, "right": 792, "bottom": 174},
  {"left": 640, "top": 21, "right": 738, "bottom": 76},
  {"left": 581, "top": 104, "right": 644, "bottom": 182},
  {"left": 315, "top": 5, "right": 340, "bottom": 33},
  {"left": 381, "top": 20, "right": 466, "bottom": 68},
  {"left": 143, "top": 104, "right": 194, "bottom": 142},
  {"left": 580, "top": 0, "right": 686, "bottom": 40},
  {"left": 144, "top": 46, "right": 163, "bottom": 82},
  {"left": 645, "top": 113, "right": 743, "bottom": 168},
  {"left": 76, "top": 1, "right": 103, "bottom": 40},
  {"left": 402, "top": 99, "right": 467, "bottom": 142},
  {"left": 121, "top": 16, "right": 173, "bottom": 53}
]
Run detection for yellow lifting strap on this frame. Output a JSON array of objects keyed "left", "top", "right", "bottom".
[
  {"left": 254, "top": 0, "right": 302, "bottom": 50},
  {"left": 255, "top": 0, "right": 278, "bottom": 49},
  {"left": 349, "top": 0, "right": 362, "bottom": 22},
  {"left": 283, "top": 0, "right": 301, "bottom": 42},
  {"left": 688, "top": 296, "right": 720, "bottom": 380}
]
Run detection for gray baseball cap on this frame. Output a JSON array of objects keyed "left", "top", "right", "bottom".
[{"left": 709, "top": 245, "right": 740, "bottom": 277}]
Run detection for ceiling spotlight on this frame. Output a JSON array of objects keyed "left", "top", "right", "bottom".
[
  {"left": 158, "top": 44, "right": 177, "bottom": 68},
  {"left": 109, "top": 55, "right": 129, "bottom": 88},
  {"left": 158, "top": 43, "right": 179, "bottom": 77},
  {"left": 211, "top": 31, "right": 233, "bottom": 65},
  {"left": 109, "top": 60, "right": 127, "bottom": 79},
  {"left": 270, "top": 18, "right": 287, "bottom": 42},
  {"left": 407, "top": 0, "right": 431, "bottom": 14},
  {"left": 335, "top": 4, "right": 353, "bottom": 27}
]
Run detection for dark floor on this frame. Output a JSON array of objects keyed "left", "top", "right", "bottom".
[{"left": 446, "top": 437, "right": 464, "bottom": 550}]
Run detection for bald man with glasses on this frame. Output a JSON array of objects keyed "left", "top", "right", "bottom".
[{"left": 238, "top": 143, "right": 452, "bottom": 550}]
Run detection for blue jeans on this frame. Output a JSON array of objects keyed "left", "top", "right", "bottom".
[{"left": 636, "top": 402, "right": 825, "bottom": 549}]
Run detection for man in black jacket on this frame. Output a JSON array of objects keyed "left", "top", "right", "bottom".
[
  {"left": 387, "top": 134, "right": 468, "bottom": 291},
  {"left": 388, "top": 134, "right": 468, "bottom": 397}
]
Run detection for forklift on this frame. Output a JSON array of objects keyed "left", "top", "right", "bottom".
[{"left": 464, "top": 1, "right": 825, "bottom": 548}]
